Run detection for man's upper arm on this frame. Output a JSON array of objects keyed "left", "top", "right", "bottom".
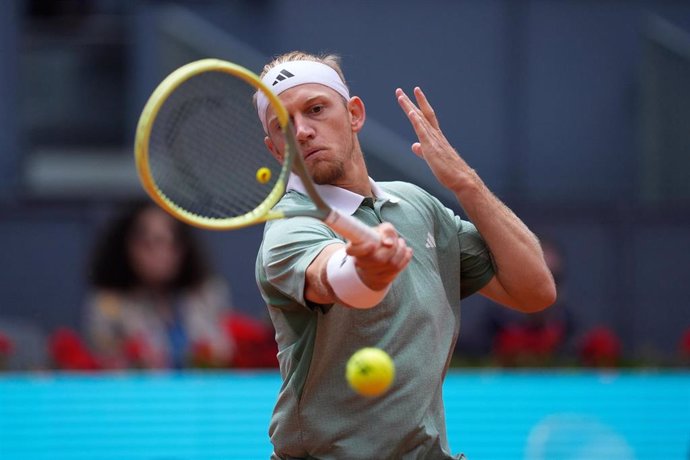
[{"left": 261, "top": 217, "right": 340, "bottom": 307}]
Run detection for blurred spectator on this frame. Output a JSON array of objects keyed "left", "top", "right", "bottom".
[
  {"left": 578, "top": 326, "right": 622, "bottom": 368},
  {"left": 84, "top": 201, "right": 235, "bottom": 370},
  {"left": 457, "top": 237, "right": 576, "bottom": 367}
]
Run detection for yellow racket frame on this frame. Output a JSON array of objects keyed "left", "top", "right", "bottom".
[{"left": 134, "top": 59, "right": 292, "bottom": 230}]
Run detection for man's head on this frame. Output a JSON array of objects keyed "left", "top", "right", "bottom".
[
  {"left": 257, "top": 51, "right": 368, "bottom": 187},
  {"left": 256, "top": 51, "right": 349, "bottom": 132}
]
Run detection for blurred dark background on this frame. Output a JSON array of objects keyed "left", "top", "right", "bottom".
[{"left": 1, "top": 0, "right": 689, "bottom": 368}]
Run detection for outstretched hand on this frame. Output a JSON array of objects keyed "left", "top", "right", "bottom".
[
  {"left": 396, "top": 87, "right": 472, "bottom": 193},
  {"left": 397, "top": 88, "right": 557, "bottom": 313}
]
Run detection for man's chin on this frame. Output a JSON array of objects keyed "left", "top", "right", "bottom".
[{"left": 310, "top": 165, "right": 344, "bottom": 186}]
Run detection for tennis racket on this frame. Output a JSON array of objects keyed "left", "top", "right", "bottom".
[{"left": 134, "top": 59, "right": 379, "bottom": 244}]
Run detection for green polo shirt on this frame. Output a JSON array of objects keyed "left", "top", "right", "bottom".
[{"left": 256, "top": 180, "right": 493, "bottom": 459}]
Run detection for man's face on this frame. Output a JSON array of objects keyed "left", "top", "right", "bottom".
[{"left": 264, "top": 83, "right": 360, "bottom": 185}]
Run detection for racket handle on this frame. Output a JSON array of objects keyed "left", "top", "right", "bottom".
[{"left": 325, "top": 210, "right": 380, "bottom": 244}]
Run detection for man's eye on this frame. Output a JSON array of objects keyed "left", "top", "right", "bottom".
[{"left": 310, "top": 105, "right": 324, "bottom": 114}]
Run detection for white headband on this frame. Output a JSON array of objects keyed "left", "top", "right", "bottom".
[{"left": 256, "top": 60, "right": 350, "bottom": 133}]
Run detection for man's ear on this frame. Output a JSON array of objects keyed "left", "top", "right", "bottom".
[
  {"left": 348, "top": 96, "right": 366, "bottom": 133},
  {"left": 264, "top": 136, "right": 284, "bottom": 163}
]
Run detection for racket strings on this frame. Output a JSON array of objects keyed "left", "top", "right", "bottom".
[{"left": 148, "top": 71, "right": 282, "bottom": 220}]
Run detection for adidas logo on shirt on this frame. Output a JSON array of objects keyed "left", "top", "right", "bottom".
[
  {"left": 425, "top": 232, "right": 436, "bottom": 249},
  {"left": 272, "top": 69, "right": 295, "bottom": 86}
]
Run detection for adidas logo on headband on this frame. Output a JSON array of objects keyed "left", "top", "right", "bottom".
[{"left": 272, "top": 69, "right": 295, "bottom": 86}]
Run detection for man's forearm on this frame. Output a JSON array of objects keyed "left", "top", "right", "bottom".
[{"left": 454, "top": 169, "right": 556, "bottom": 309}]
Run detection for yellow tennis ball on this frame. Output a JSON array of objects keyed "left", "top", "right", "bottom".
[
  {"left": 256, "top": 167, "right": 271, "bottom": 183},
  {"left": 346, "top": 347, "right": 395, "bottom": 397}
]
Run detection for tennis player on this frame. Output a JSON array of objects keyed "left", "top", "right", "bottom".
[{"left": 255, "top": 51, "right": 556, "bottom": 460}]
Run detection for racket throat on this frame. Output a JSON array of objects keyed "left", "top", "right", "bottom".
[
  {"left": 324, "top": 209, "right": 345, "bottom": 230},
  {"left": 324, "top": 209, "right": 379, "bottom": 245}
]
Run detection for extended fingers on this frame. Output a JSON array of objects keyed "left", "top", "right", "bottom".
[
  {"left": 396, "top": 88, "right": 414, "bottom": 112},
  {"left": 397, "top": 89, "right": 432, "bottom": 151},
  {"left": 413, "top": 87, "right": 439, "bottom": 130},
  {"left": 396, "top": 88, "right": 423, "bottom": 123},
  {"left": 396, "top": 87, "right": 438, "bottom": 128}
]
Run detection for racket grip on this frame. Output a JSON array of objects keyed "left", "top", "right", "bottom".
[{"left": 325, "top": 210, "right": 380, "bottom": 244}]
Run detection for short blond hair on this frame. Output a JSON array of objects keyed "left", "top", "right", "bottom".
[{"left": 260, "top": 51, "right": 348, "bottom": 88}]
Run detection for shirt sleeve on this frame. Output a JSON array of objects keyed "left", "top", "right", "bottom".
[
  {"left": 453, "top": 216, "right": 495, "bottom": 299},
  {"left": 260, "top": 217, "right": 341, "bottom": 308}
]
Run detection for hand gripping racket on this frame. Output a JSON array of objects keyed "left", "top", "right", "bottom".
[{"left": 134, "top": 59, "right": 379, "bottom": 244}]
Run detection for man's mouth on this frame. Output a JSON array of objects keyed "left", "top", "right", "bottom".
[{"left": 303, "top": 147, "right": 324, "bottom": 159}]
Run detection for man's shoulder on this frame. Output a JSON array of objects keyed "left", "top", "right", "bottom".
[
  {"left": 378, "top": 180, "right": 427, "bottom": 197},
  {"left": 273, "top": 189, "right": 311, "bottom": 211},
  {"left": 378, "top": 181, "right": 441, "bottom": 206}
]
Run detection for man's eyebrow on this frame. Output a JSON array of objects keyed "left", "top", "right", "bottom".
[
  {"left": 303, "top": 94, "right": 326, "bottom": 104},
  {"left": 266, "top": 91, "right": 332, "bottom": 127},
  {"left": 299, "top": 87, "right": 336, "bottom": 105}
]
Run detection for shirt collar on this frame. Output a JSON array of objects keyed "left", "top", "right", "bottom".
[{"left": 286, "top": 175, "right": 400, "bottom": 215}]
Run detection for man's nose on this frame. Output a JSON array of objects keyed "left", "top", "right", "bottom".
[{"left": 293, "top": 114, "right": 315, "bottom": 141}]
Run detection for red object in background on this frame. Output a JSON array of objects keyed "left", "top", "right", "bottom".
[
  {"left": 49, "top": 327, "right": 101, "bottom": 371},
  {"left": 680, "top": 328, "right": 690, "bottom": 358},
  {"left": 122, "top": 336, "right": 152, "bottom": 369},
  {"left": 0, "top": 332, "right": 13, "bottom": 370},
  {"left": 579, "top": 326, "right": 622, "bottom": 367},
  {"left": 533, "top": 324, "right": 563, "bottom": 355},
  {"left": 0, "top": 332, "right": 13, "bottom": 356},
  {"left": 190, "top": 340, "right": 216, "bottom": 368},
  {"left": 493, "top": 323, "right": 564, "bottom": 366},
  {"left": 494, "top": 325, "right": 530, "bottom": 360},
  {"left": 224, "top": 313, "right": 278, "bottom": 368}
]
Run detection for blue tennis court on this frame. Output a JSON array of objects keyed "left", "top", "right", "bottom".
[{"left": 1, "top": 371, "right": 688, "bottom": 459}]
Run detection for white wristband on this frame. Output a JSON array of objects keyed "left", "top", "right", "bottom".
[{"left": 326, "top": 247, "right": 390, "bottom": 309}]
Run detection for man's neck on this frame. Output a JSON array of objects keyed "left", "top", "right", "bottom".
[
  {"left": 331, "top": 177, "right": 372, "bottom": 198},
  {"left": 332, "top": 151, "right": 372, "bottom": 197}
]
